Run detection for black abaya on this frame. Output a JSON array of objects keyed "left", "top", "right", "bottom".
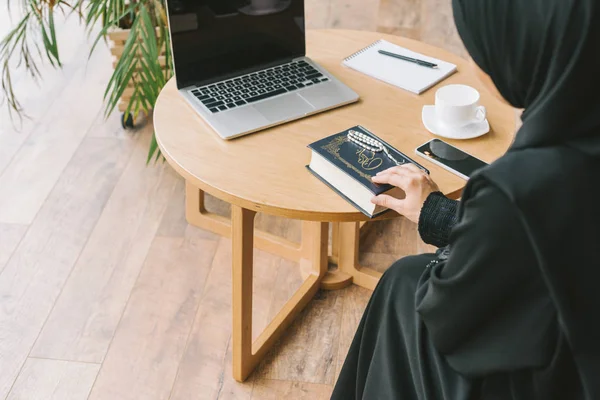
[
  {"left": 332, "top": 179, "right": 580, "bottom": 400},
  {"left": 333, "top": 0, "right": 600, "bottom": 398}
]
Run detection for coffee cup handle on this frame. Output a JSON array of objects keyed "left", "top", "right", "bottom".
[{"left": 475, "top": 106, "right": 487, "bottom": 123}]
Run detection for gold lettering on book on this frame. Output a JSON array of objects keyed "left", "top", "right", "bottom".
[
  {"left": 321, "top": 135, "right": 373, "bottom": 180},
  {"left": 356, "top": 148, "right": 383, "bottom": 170}
]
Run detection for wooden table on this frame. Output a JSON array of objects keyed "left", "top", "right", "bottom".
[{"left": 154, "top": 29, "right": 515, "bottom": 382}]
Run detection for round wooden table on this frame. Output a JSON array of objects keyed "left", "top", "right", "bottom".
[{"left": 154, "top": 29, "right": 515, "bottom": 382}]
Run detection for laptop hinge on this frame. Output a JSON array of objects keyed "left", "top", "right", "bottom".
[{"left": 187, "top": 56, "right": 301, "bottom": 89}]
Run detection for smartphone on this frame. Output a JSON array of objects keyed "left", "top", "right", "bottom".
[{"left": 415, "top": 139, "right": 488, "bottom": 180}]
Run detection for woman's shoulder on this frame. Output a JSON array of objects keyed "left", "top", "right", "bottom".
[
  {"left": 454, "top": 173, "right": 531, "bottom": 248},
  {"left": 461, "top": 147, "right": 599, "bottom": 220},
  {"left": 459, "top": 174, "right": 515, "bottom": 218}
]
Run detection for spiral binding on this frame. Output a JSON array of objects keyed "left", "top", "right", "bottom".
[{"left": 343, "top": 40, "right": 383, "bottom": 62}]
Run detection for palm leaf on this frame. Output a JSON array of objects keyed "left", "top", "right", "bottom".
[
  {"left": 101, "top": 3, "right": 170, "bottom": 162},
  {"left": 0, "top": 12, "right": 32, "bottom": 118},
  {"left": 147, "top": 130, "right": 159, "bottom": 164},
  {"left": 1, "top": 0, "right": 173, "bottom": 161}
]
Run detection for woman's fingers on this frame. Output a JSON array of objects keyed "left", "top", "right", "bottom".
[
  {"left": 375, "top": 165, "right": 425, "bottom": 181},
  {"left": 402, "top": 163, "right": 425, "bottom": 174},
  {"left": 371, "top": 172, "right": 411, "bottom": 189},
  {"left": 372, "top": 165, "right": 426, "bottom": 188},
  {"left": 374, "top": 167, "right": 411, "bottom": 181},
  {"left": 371, "top": 164, "right": 438, "bottom": 223},
  {"left": 371, "top": 164, "right": 438, "bottom": 222},
  {"left": 376, "top": 165, "right": 403, "bottom": 176},
  {"left": 371, "top": 194, "right": 404, "bottom": 212}
]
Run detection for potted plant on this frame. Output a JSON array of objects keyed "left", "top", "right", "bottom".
[{"left": 0, "top": 0, "right": 173, "bottom": 161}]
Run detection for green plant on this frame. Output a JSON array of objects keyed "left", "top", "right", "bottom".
[{"left": 0, "top": 0, "right": 173, "bottom": 162}]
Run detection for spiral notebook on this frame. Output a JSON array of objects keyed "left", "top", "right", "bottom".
[{"left": 342, "top": 40, "right": 457, "bottom": 94}]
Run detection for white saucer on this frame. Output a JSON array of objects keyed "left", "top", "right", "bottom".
[{"left": 421, "top": 105, "right": 490, "bottom": 140}]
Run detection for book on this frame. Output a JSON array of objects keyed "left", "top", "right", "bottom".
[
  {"left": 307, "top": 125, "right": 428, "bottom": 218},
  {"left": 342, "top": 39, "right": 457, "bottom": 94}
]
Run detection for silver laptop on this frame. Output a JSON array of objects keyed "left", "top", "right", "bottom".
[{"left": 165, "top": 0, "right": 359, "bottom": 139}]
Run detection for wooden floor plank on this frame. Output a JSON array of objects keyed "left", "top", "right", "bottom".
[
  {"left": 359, "top": 217, "right": 421, "bottom": 273},
  {"left": 0, "top": 224, "right": 28, "bottom": 274},
  {"left": 31, "top": 131, "right": 179, "bottom": 363},
  {"left": 255, "top": 285, "right": 344, "bottom": 385},
  {"left": 252, "top": 258, "right": 344, "bottom": 385},
  {"left": 376, "top": 0, "right": 422, "bottom": 39},
  {"left": 201, "top": 192, "right": 302, "bottom": 244},
  {"left": 305, "top": 0, "right": 332, "bottom": 29},
  {"left": 85, "top": 110, "right": 143, "bottom": 140},
  {"left": 359, "top": 251, "right": 399, "bottom": 274},
  {"left": 170, "top": 238, "right": 254, "bottom": 400},
  {"left": 420, "top": 0, "right": 466, "bottom": 57},
  {"left": 334, "top": 285, "right": 372, "bottom": 382},
  {"left": 156, "top": 175, "right": 188, "bottom": 238},
  {"left": 328, "top": 0, "right": 381, "bottom": 30},
  {"left": 155, "top": 175, "right": 209, "bottom": 239},
  {"left": 0, "top": 137, "right": 134, "bottom": 398},
  {"left": 88, "top": 228, "right": 218, "bottom": 400},
  {"left": 252, "top": 249, "right": 284, "bottom": 341},
  {"left": 266, "top": 259, "right": 305, "bottom": 320},
  {"left": 0, "top": 36, "right": 113, "bottom": 224},
  {"left": 250, "top": 379, "right": 332, "bottom": 400},
  {"left": 218, "top": 339, "right": 255, "bottom": 400},
  {"left": 256, "top": 214, "right": 302, "bottom": 245},
  {"left": 6, "top": 358, "right": 100, "bottom": 400},
  {"left": 0, "top": 18, "right": 93, "bottom": 176}
]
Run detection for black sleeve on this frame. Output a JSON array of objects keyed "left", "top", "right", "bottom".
[
  {"left": 415, "top": 178, "right": 558, "bottom": 377},
  {"left": 418, "top": 192, "right": 460, "bottom": 248}
]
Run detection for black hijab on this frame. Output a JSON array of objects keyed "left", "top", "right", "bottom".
[
  {"left": 452, "top": 0, "right": 600, "bottom": 397},
  {"left": 453, "top": 0, "right": 600, "bottom": 154}
]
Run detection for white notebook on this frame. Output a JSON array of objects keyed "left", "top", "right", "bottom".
[{"left": 342, "top": 40, "right": 457, "bottom": 94}]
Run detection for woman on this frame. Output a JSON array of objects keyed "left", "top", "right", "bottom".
[{"left": 332, "top": 0, "right": 600, "bottom": 399}]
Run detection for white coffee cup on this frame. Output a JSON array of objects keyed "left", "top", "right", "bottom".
[
  {"left": 434, "top": 84, "right": 486, "bottom": 128},
  {"left": 251, "top": 0, "right": 279, "bottom": 10}
]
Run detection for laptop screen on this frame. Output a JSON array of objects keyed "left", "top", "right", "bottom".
[{"left": 166, "top": 0, "right": 306, "bottom": 89}]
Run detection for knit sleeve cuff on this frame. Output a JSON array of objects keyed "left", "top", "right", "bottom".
[{"left": 417, "top": 192, "right": 459, "bottom": 248}]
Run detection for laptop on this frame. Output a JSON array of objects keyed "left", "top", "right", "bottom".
[{"left": 164, "top": 0, "right": 359, "bottom": 139}]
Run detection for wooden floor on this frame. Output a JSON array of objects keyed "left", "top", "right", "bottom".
[{"left": 0, "top": 1, "right": 452, "bottom": 399}]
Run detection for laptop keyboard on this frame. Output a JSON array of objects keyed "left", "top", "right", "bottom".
[{"left": 190, "top": 60, "right": 330, "bottom": 113}]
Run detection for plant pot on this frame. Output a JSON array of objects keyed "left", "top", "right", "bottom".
[{"left": 107, "top": 27, "right": 168, "bottom": 114}]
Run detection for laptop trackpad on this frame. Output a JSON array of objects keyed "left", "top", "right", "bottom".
[{"left": 253, "top": 94, "right": 315, "bottom": 122}]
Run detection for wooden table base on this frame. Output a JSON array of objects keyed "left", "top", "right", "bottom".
[
  {"left": 185, "top": 183, "right": 382, "bottom": 381},
  {"left": 324, "top": 222, "right": 382, "bottom": 291},
  {"left": 186, "top": 184, "right": 330, "bottom": 381},
  {"left": 231, "top": 206, "right": 328, "bottom": 382},
  {"left": 185, "top": 182, "right": 306, "bottom": 263},
  {"left": 157, "top": 28, "right": 515, "bottom": 387}
]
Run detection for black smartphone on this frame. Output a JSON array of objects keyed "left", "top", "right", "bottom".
[{"left": 415, "top": 139, "right": 488, "bottom": 180}]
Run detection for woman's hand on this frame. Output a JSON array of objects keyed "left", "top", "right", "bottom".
[{"left": 371, "top": 164, "right": 440, "bottom": 224}]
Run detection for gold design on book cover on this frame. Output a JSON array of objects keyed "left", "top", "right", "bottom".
[
  {"left": 356, "top": 148, "right": 383, "bottom": 170},
  {"left": 321, "top": 135, "right": 383, "bottom": 180}
]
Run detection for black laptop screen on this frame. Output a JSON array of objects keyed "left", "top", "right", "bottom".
[{"left": 166, "top": 0, "right": 306, "bottom": 88}]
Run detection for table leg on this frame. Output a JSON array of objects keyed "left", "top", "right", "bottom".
[
  {"left": 231, "top": 205, "right": 328, "bottom": 382},
  {"left": 186, "top": 182, "right": 304, "bottom": 262},
  {"left": 321, "top": 221, "right": 382, "bottom": 291},
  {"left": 330, "top": 222, "right": 340, "bottom": 264},
  {"left": 231, "top": 206, "right": 254, "bottom": 381}
]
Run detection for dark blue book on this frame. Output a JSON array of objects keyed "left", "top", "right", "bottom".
[{"left": 307, "top": 125, "right": 428, "bottom": 218}]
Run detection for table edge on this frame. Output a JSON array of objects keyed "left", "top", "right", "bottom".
[{"left": 155, "top": 29, "right": 493, "bottom": 221}]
